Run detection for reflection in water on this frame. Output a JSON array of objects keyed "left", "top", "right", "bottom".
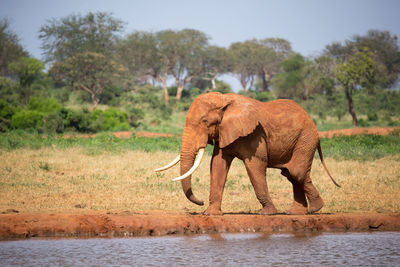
[{"left": 1, "top": 232, "right": 399, "bottom": 266}]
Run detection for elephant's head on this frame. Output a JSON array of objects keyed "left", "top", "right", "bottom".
[{"left": 155, "top": 92, "right": 261, "bottom": 206}]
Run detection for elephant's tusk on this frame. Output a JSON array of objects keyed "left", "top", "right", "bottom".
[
  {"left": 172, "top": 148, "right": 205, "bottom": 181},
  {"left": 154, "top": 155, "right": 180, "bottom": 172}
]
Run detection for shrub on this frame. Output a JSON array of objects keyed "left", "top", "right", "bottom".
[
  {"left": 9, "top": 97, "right": 65, "bottom": 133},
  {"left": 89, "top": 108, "right": 129, "bottom": 131},
  {"left": 367, "top": 111, "right": 378, "bottom": 122},
  {"left": 127, "top": 106, "right": 144, "bottom": 128},
  {"left": 64, "top": 108, "right": 92, "bottom": 132},
  {"left": 11, "top": 109, "right": 44, "bottom": 130},
  {"left": 100, "top": 86, "right": 124, "bottom": 105},
  {"left": 27, "top": 96, "right": 62, "bottom": 113},
  {"left": 213, "top": 80, "right": 232, "bottom": 94},
  {"left": 255, "top": 91, "right": 272, "bottom": 102},
  {"left": 0, "top": 100, "right": 16, "bottom": 132},
  {"left": 40, "top": 110, "right": 65, "bottom": 134},
  {"left": 52, "top": 87, "right": 70, "bottom": 103}
]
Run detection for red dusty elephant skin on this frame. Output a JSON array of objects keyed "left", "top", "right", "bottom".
[{"left": 156, "top": 92, "right": 340, "bottom": 215}]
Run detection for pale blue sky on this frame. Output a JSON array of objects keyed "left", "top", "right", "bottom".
[{"left": 1, "top": 0, "right": 399, "bottom": 89}]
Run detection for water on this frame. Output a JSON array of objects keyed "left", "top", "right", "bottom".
[{"left": 1, "top": 232, "right": 399, "bottom": 266}]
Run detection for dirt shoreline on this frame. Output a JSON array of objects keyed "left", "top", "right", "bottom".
[{"left": 1, "top": 213, "right": 399, "bottom": 240}]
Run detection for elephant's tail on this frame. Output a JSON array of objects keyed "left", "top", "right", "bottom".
[{"left": 317, "top": 141, "right": 341, "bottom": 188}]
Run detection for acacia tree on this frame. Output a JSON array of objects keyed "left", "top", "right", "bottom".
[
  {"left": 229, "top": 41, "right": 260, "bottom": 91},
  {"left": 228, "top": 38, "right": 292, "bottom": 92},
  {"left": 0, "top": 18, "right": 29, "bottom": 77},
  {"left": 117, "top": 31, "right": 170, "bottom": 103},
  {"left": 255, "top": 38, "right": 292, "bottom": 91},
  {"left": 335, "top": 48, "right": 376, "bottom": 126},
  {"left": 39, "top": 12, "right": 124, "bottom": 63},
  {"left": 49, "top": 52, "right": 120, "bottom": 107},
  {"left": 272, "top": 53, "right": 309, "bottom": 99},
  {"left": 325, "top": 30, "right": 400, "bottom": 89},
  {"left": 201, "top": 46, "right": 229, "bottom": 89},
  {"left": 8, "top": 57, "right": 45, "bottom": 104},
  {"left": 157, "top": 29, "right": 209, "bottom": 100}
]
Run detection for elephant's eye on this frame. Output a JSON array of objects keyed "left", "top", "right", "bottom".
[{"left": 202, "top": 119, "right": 208, "bottom": 124}]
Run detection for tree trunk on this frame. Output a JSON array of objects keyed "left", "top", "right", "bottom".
[
  {"left": 261, "top": 72, "right": 269, "bottom": 92},
  {"left": 176, "top": 84, "right": 184, "bottom": 100},
  {"left": 90, "top": 92, "right": 99, "bottom": 108},
  {"left": 345, "top": 87, "right": 358, "bottom": 126},
  {"left": 211, "top": 78, "right": 216, "bottom": 90},
  {"left": 159, "top": 74, "right": 169, "bottom": 105},
  {"left": 81, "top": 86, "right": 99, "bottom": 108},
  {"left": 240, "top": 78, "right": 247, "bottom": 92}
]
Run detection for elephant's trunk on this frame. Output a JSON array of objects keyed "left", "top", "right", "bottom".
[{"left": 179, "top": 129, "right": 204, "bottom": 206}]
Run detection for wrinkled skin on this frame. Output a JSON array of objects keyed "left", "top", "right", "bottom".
[{"left": 180, "top": 92, "right": 332, "bottom": 216}]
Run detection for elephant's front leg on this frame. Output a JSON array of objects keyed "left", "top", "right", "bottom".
[
  {"left": 203, "top": 146, "right": 233, "bottom": 216},
  {"left": 244, "top": 158, "right": 278, "bottom": 215}
]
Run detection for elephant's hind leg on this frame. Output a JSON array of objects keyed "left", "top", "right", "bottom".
[
  {"left": 281, "top": 169, "right": 308, "bottom": 215},
  {"left": 281, "top": 168, "right": 324, "bottom": 215},
  {"left": 244, "top": 158, "right": 277, "bottom": 215},
  {"left": 303, "top": 174, "right": 324, "bottom": 213}
]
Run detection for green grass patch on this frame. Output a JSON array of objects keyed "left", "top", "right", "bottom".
[
  {"left": 320, "top": 134, "right": 400, "bottom": 160},
  {"left": 1, "top": 131, "right": 399, "bottom": 160},
  {"left": 0, "top": 131, "right": 181, "bottom": 153}
]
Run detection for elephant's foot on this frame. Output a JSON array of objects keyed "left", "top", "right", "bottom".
[
  {"left": 287, "top": 202, "right": 308, "bottom": 215},
  {"left": 259, "top": 205, "right": 278, "bottom": 215},
  {"left": 307, "top": 196, "right": 324, "bottom": 214},
  {"left": 203, "top": 206, "right": 223, "bottom": 216}
]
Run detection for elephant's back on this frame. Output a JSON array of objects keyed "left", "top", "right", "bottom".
[{"left": 262, "top": 99, "right": 318, "bottom": 134}]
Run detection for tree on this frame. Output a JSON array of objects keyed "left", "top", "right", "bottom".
[
  {"left": 0, "top": 18, "right": 29, "bottom": 76},
  {"left": 202, "top": 46, "right": 229, "bottom": 89},
  {"left": 302, "top": 56, "right": 336, "bottom": 97},
  {"left": 272, "top": 53, "right": 309, "bottom": 99},
  {"left": 335, "top": 48, "right": 376, "bottom": 126},
  {"left": 229, "top": 41, "right": 259, "bottom": 91},
  {"left": 49, "top": 52, "right": 120, "bottom": 107},
  {"left": 157, "top": 29, "right": 210, "bottom": 100},
  {"left": 117, "top": 31, "right": 170, "bottom": 103},
  {"left": 256, "top": 38, "right": 292, "bottom": 91},
  {"left": 326, "top": 30, "right": 400, "bottom": 88},
  {"left": 8, "top": 57, "right": 45, "bottom": 104},
  {"left": 39, "top": 12, "right": 124, "bottom": 63}
]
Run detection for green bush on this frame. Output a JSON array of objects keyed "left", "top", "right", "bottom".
[
  {"left": 9, "top": 97, "right": 64, "bottom": 133},
  {"left": 0, "top": 100, "right": 16, "bottom": 132},
  {"left": 27, "top": 96, "right": 62, "bottom": 113},
  {"left": 254, "top": 91, "right": 272, "bottom": 102},
  {"left": 127, "top": 106, "right": 144, "bottom": 128},
  {"left": 64, "top": 108, "right": 92, "bottom": 132},
  {"left": 89, "top": 108, "right": 129, "bottom": 131},
  {"left": 0, "top": 77, "right": 20, "bottom": 106},
  {"left": 100, "top": 86, "right": 124, "bottom": 105},
  {"left": 52, "top": 87, "right": 70, "bottom": 103},
  {"left": 40, "top": 110, "right": 65, "bottom": 134},
  {"left": 213, "top": 80, "right": 232, "bottom": 94},
  {"left": 11, "top": 109, "right": 44, "bottom": 130}
]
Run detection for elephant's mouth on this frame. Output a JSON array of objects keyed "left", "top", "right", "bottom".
[{"left": 154, "top": 148, "right": 205, "bottom": 181}]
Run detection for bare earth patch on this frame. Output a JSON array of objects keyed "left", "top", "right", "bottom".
[
  {"left": 1, "top": 212, "right": 399, "bottom": 240},
  {"left": 319, "top": 127, "right": 399, "bottom": 138}
]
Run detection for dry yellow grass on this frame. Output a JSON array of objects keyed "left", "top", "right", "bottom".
[{"left": 1, "top": 148, "right": 399, "bottom": 214}]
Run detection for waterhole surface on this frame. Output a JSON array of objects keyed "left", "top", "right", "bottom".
[{"left": 1, "top": 232, "right": 399, "bottom": 266}]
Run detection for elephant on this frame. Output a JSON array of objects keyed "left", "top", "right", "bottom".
[{"left": 155, "top": 92, "right": 340, "bottom": 215}]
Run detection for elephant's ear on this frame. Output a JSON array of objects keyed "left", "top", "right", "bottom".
[{"left": 218, "top": 98, "right": 260, "bottom": 148}]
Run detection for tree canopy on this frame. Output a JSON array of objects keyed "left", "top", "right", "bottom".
[
  {"left": 39, "top": 12, "right": 124, "bottom": 63},
  {"left": 0, "top": 18, "right": 29, "bottom": 76}
]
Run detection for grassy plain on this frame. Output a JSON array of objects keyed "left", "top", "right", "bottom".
[{"left": 0, "top": 131, "right": 399, "bottom": 214}]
